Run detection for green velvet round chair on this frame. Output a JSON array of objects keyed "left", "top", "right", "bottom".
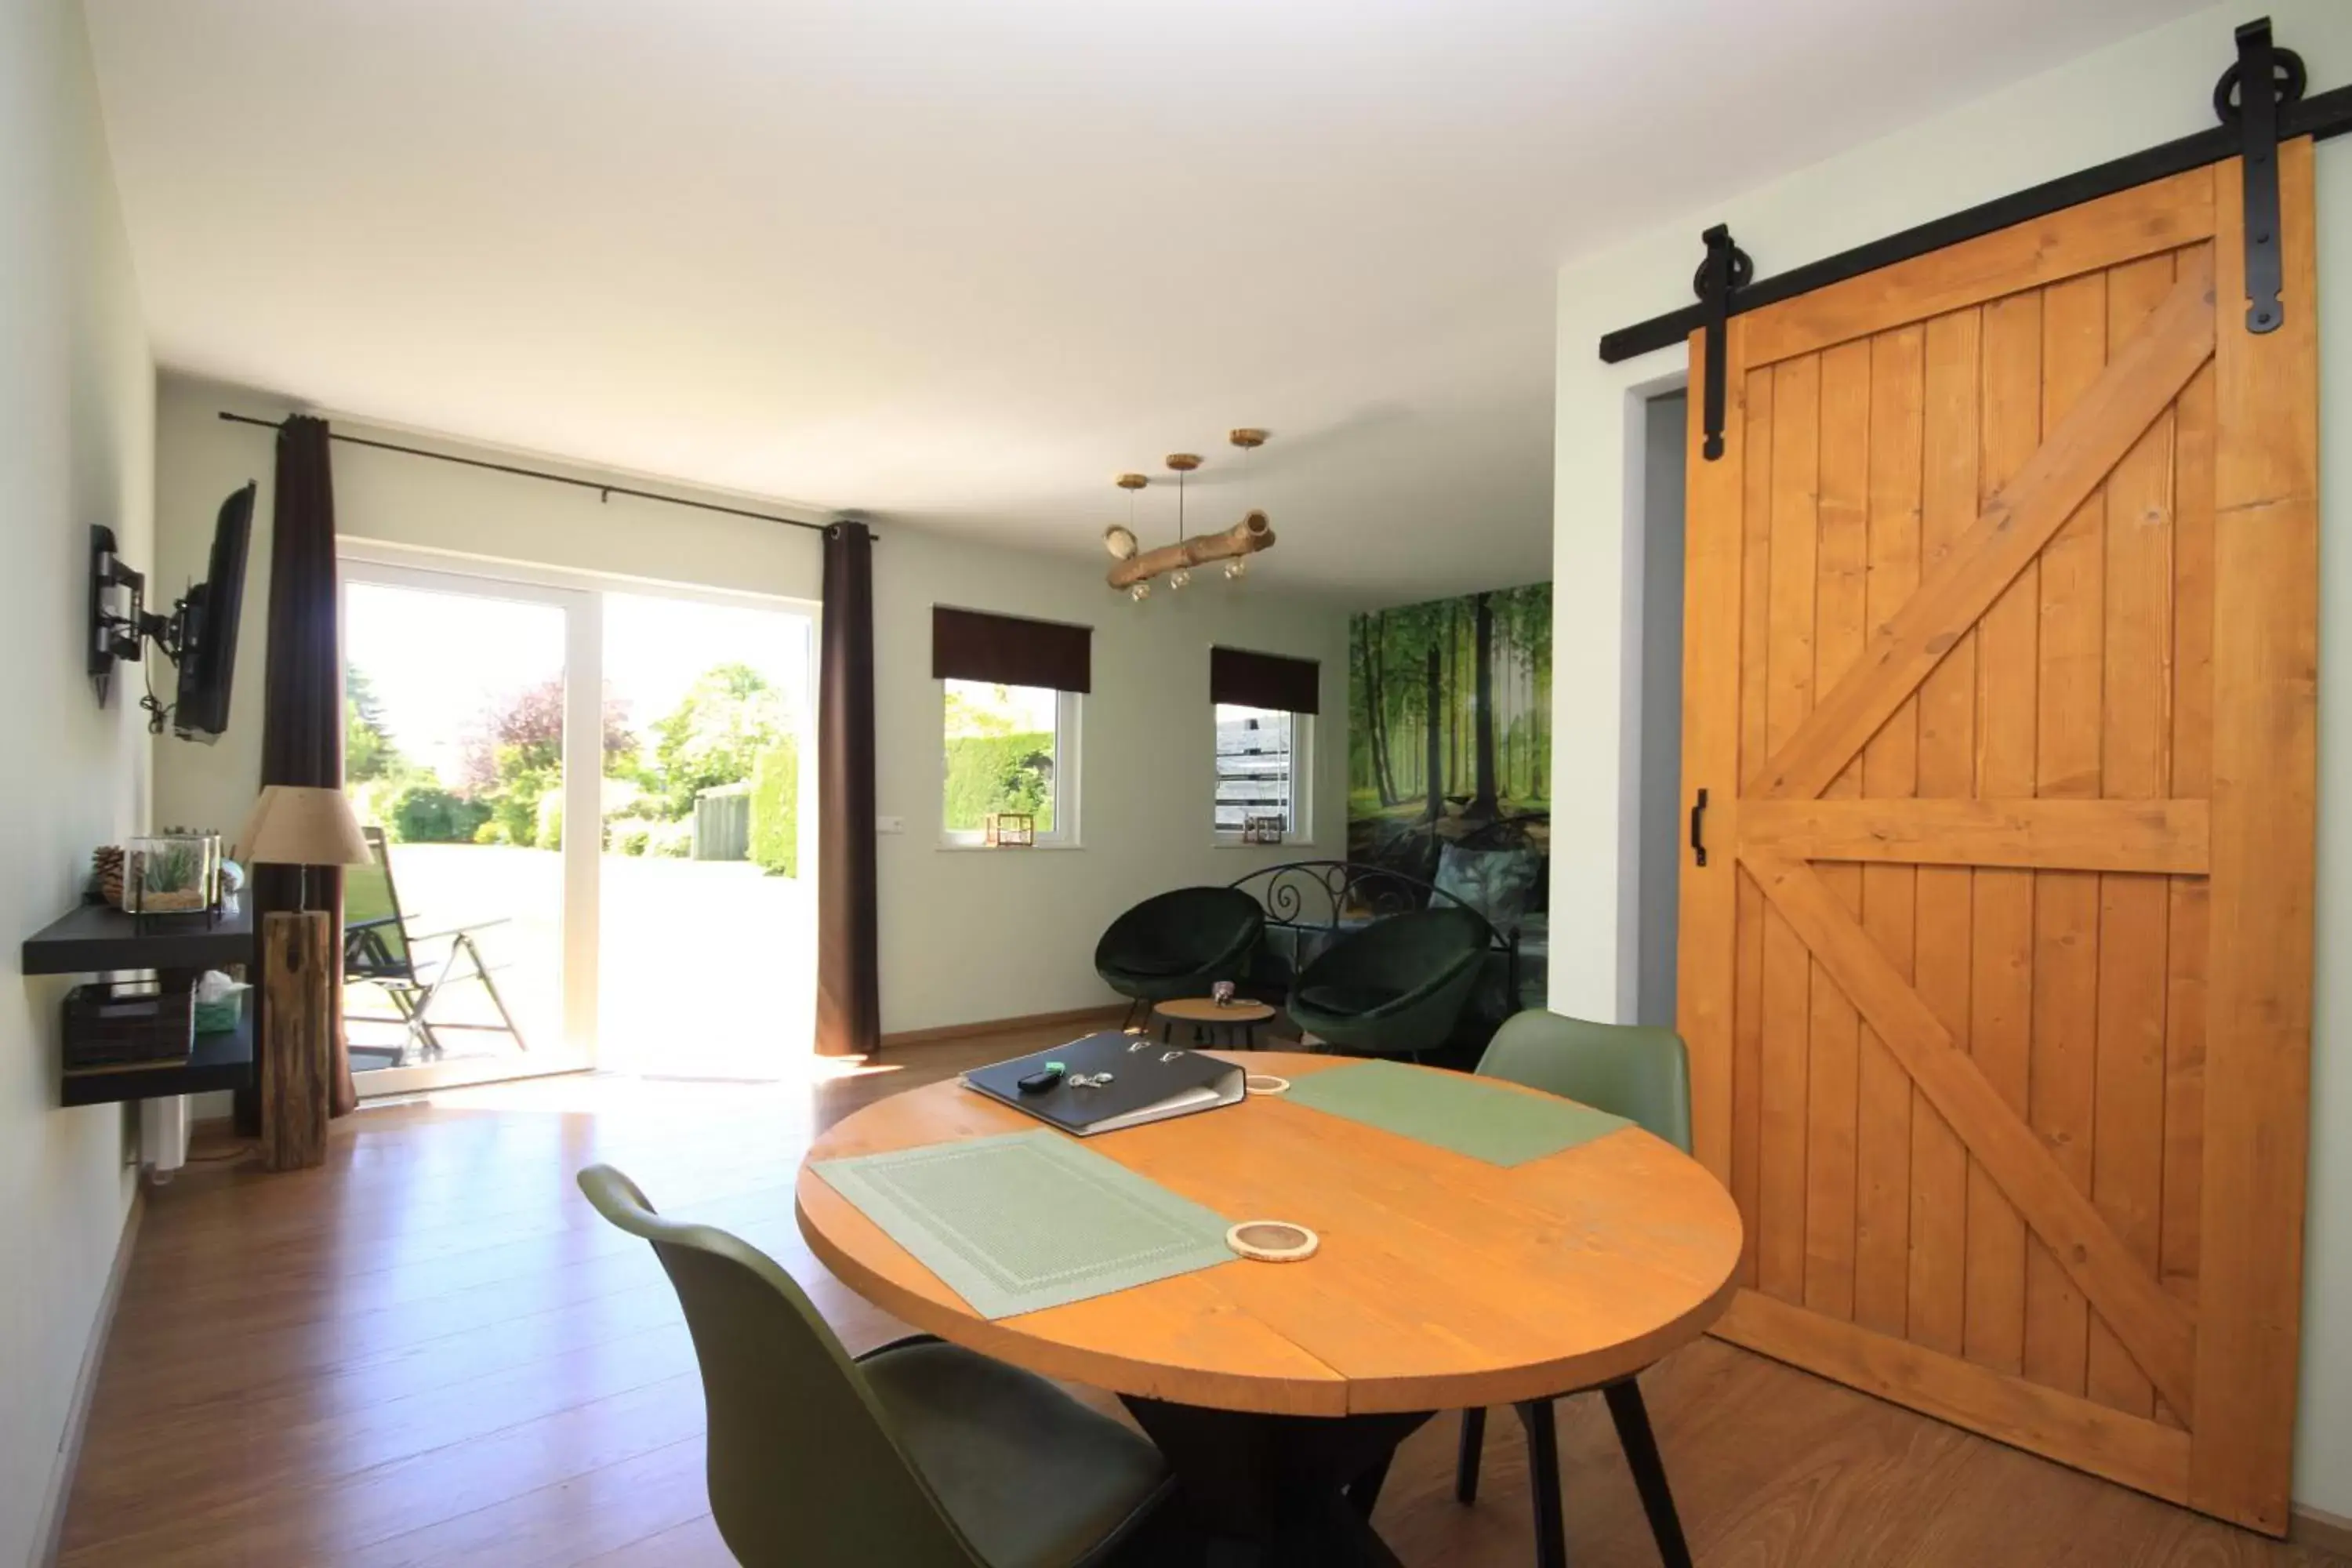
[
  {"left": 1285, "top": 906, "right": 1491, "bottom": 1059},
  {"left": 1094, "top": 887, "right": 1267, "bottom": 1024},
  {"left": 577, "top": 1164, "right": 1175, "bottom": 1568},
  {"left": 1454, "top": 1010, "right": 1697, "bottom": 1568}
]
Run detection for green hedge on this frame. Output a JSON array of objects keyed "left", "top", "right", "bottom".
[
  {"left": 944, "top": 731, "right": 1054, "bottom": 834},
  {"left": 750, "top": 742, "right": 799, "bottom": 877},
  {"left": 389, "top": 785, "right": 492, "bottom": 844}
]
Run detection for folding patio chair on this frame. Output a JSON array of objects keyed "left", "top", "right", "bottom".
[{"left": 343, "top": 826, "right": 528, "bottom": 1066}]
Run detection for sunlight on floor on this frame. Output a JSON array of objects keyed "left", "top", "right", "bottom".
[{"left": 362, "top": 1055, "right": 902, "bottom": 1118}]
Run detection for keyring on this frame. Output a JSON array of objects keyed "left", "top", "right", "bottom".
[{"left": 1243, "top": 1074, "right": 1290, "bottom": 1095}]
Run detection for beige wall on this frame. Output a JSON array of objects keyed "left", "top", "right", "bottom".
[
  {"left": 1548, "top": 0, "right": 2352, "bottom": 1516},
  {"left": 0, "top": 0, "right": 155, "bottom": 1557},
  {"left": 152, "top": 376, "right": 1349, "bottom": 1039},
  {"left": 870, "top": 513, "right": 1348, "bottom": 1033}
]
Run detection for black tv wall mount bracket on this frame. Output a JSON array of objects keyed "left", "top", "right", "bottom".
[{"left": 87, "top": 526, "right": 186, "bottom": 719}]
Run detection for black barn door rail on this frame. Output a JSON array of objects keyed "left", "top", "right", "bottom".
[{"left": 1599, "top": 16, "right": 2348, "bottom": 382}]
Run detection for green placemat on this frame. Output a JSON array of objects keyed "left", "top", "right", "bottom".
[
  {"left": 810, "top": 1130, "right": 1234, "bottom": 1319},
  {"left": 1283, "top": 1060, "right": 1632, "bottom": 1167}
]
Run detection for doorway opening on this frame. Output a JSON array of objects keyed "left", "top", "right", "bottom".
[
  {"left": 339, "top": 550, "right": 818, "bottom": 1094},
  {"left": 1633, "top": 389, "right": 1687, "bottom": 1029},
  {"left": 597, "top": 590, "right": 815, "bottom": 1080}
]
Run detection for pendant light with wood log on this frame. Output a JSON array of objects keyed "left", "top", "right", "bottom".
[{"left": 1102, "top": 429, "right": 1276, "bottom": 597}]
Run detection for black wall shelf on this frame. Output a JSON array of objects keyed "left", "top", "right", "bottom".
[
  {"left": 23, "top": 900, "right": 252, "bottom": 975},
  {"left": 24, "top": 900, "right": 257, "bottom": 1106},
  {"left": 60, "top": 1015, "right": 253, "bottom": 1108}
]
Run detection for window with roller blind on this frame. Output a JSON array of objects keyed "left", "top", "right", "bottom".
[
  {"left": 1210, "top": 647, "right": 1317, "bottom": 842},
  {"left": 933, "top": 607, "right": 1091, "bottom": 846}
]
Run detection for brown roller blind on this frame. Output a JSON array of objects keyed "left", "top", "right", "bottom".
[
  {"left": 1210, "top": 646, "right": 1319, "bottom": 715},
  {"left": 931, "top": 606, "right": 1092, "bottom": 693}
]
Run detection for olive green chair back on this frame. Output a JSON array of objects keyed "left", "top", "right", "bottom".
[
  {"left": 576, "top": 1165, "right": 981, "bottom": 1568},
  {"left": 1474, "top": 1009, "right": 1693, "bottom": 1153}
]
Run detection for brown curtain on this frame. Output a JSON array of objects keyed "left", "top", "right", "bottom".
[
  {"left": 237, "top": 415, "right": 356, "bottom": 1133},
  {"left": 817, "top": 520, "right": 881, "bottom": 1057}
]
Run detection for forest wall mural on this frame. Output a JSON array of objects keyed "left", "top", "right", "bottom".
[{"left": 1348, "top": 581, "right": 1551, "bottom": 888}]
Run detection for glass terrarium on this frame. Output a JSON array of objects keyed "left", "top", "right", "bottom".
[{"left": 123, "top": 833, "right": 220, "bottom": 917}]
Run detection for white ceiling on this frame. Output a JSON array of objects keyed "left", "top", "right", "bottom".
[{"left": 85, "top": 0, "right": 2205, "bottom": 602}]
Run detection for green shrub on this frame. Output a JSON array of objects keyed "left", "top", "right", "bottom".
[
  {"left": 749, "top": 742, "right": 799, "bottom": 877},
  {"left": 536, "top": 792, "right": 563, "bottom": 852},
  {"left": 614, "top": 822, "right": 652, "bottom": 857},
  {"left": 648, "top": 819, "right": 694, "bottom": 858},
  {"left": 390, "top": 785, "right": 492, "bottom": 844},
  {"left": 943, "top": 731, "right": 1054, "bottom": 834}
]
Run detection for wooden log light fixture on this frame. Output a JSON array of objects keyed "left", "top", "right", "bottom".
[{"left": 1104, "top": 430, "right": 1276, "bottom": 599}]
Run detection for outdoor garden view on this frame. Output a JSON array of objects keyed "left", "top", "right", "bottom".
[{"left": 341, "top": 579, "right": 811, "bottom": 1081}]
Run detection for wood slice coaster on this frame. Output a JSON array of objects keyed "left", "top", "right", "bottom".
[
  {"left": 1243, "top": 1073, "right": 1290, "bottom": 1095},
  {"left": 1225, "top": 1221, "right": 1319, "bottom": 1262}
]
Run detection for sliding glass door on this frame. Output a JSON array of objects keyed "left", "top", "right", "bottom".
[
  {"left": 339, "top": 559, "right": 601, "bottom": 1092},
  {"left": 339, "top": 548, "right": 822, "bottom": 1094}
]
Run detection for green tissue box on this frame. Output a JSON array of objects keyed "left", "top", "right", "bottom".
[{"left": 193, "top": 987, "right": 247, "bottom": 1036}]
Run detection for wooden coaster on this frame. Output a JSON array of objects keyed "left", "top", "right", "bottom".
[
  {"left": 1243, "top": 1073, "right": 1290, "bottom": 1096},
  {"left": 1225, "top": 1221, "right": 1319, "bottom": 1262}
]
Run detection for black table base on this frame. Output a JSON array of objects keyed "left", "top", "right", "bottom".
[{"left": 1121, "top": 1398, "right": 1432, "bottom": 1566}]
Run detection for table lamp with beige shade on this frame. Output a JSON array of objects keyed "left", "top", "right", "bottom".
[
  {"left": 236, "top": 784, "right": 375, "bottom": 906},
  {"left": 234, "top": 785, "right": 373, "bottom": 1171}
]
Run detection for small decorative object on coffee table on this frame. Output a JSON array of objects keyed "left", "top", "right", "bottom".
[
  {"left": 984, "top": 812, "right": 1035, "bottom": 848},
  {"left": 1154, "top": 995, "right": 1277, "bottom": 1050},
  {"left": 1210, "top": 980, "right": 1236, "bottom": 1006}
]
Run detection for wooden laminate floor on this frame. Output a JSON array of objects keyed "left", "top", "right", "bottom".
[{"left": 60, "top": 1029, "right": 2347, "bottom": 1567}]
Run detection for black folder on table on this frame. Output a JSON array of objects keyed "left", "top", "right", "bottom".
[{"left": 961, "top": 1031, "right": 1246, "bottom": 1136}]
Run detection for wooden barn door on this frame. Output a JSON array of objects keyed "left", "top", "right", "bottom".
[{"left": 1675, "top": 147, "right": 2317, "bottom": 1534}]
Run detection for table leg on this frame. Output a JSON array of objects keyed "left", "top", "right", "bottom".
[{"left": 1120, "top": 1398, "right": 1429, "bottom": 1567}]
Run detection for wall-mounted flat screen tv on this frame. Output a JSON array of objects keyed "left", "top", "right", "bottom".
[{"left": 172, "top": 482, "right": 256, "bottom": 743}]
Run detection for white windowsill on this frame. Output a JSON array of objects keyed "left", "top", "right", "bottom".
[
  {"left": 1212, "top": 838, "right": 1313, "bottom": 850},
  {"left": 937, "top": 840, "right": 1084, "bottom": 852}
]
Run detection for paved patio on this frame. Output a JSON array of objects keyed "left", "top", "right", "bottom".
[{"left": 350, "top": 843, "right": 815, "bottom": 1083}]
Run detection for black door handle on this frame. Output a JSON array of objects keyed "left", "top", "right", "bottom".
[{"left": 1690, "top": 788, "right": 1709, "bottom": 868}]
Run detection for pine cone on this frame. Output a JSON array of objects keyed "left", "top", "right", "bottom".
[{"left": 93, "top": 844, "right": 126, "bottom": 907}]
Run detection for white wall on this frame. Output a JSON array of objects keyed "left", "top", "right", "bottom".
[
  {"left": 152, "top": 378, "right": 1349, "bottom": 1038},
  {"left": 1548, "top": 0, "right": 2352, "bottom": 1517},
  {"left": 0, "top": 0, "right": 155, "bottom": 1558}
]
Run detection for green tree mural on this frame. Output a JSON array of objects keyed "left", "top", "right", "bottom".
[{"left": 1348, "top": 581, "right": 1551, "bottom": 871}]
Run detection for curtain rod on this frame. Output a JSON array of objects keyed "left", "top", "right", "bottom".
[{"left": 214, "top": 411, "right": 869, "bottom": 539}]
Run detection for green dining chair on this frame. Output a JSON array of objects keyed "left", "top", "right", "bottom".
[
  {"left": 1454, "top": 1011, "right": 1697, "bottom": 1568},
  {"left": 576, "top": 1164, "right": 1176, "bottom": 1568}
]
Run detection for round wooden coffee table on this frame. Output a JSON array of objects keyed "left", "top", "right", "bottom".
[
  {"left": 797, "top": 1051, "right": 1743, "bottom": 1564},
  {"left": 1152, "top": 995, "right": 1277, "bottom": 1047}
]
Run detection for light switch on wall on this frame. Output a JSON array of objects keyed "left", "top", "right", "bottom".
[{"left": 876, "top": 816, "right": 905, "bottom": 834}]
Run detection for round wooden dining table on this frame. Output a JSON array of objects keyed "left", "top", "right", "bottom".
[{"left": 797, "top": 1050, "right": 1744, "bottom": 1566}]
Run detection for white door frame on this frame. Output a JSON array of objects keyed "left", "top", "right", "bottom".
[{"left": 338, "top": 553, "right": 604, "bottom": 1092}]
